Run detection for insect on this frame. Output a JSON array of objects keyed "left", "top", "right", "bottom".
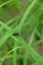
[{"left": 13, "top": 32, "right": 19, "bottom": 36}]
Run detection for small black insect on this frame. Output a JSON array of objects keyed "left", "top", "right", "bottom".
[
  {"left": 13, "top": 32, "right": 19, "bottom": 36},
  {"left": 36, "top": 35, "right": 40, "bottom": 40}
]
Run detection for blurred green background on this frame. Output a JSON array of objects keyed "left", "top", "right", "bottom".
[{"left": 0, "top": 0, "right": 43, "bottom": 65}]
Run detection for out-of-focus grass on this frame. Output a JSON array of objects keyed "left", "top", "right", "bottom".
[{"left": 0, "top": 0, "right": 43, "bottom": 65}]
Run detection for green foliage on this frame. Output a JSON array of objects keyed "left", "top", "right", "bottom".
[
  {"left": 0, "top": 0, "right": 43, "bottom": 65},
  {"left": 38, "top": 0, "right": 43, "bottom": 3}
]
